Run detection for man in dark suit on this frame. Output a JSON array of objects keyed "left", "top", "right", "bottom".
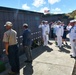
[{"left": 22, "top": 23, "right": 32, "bottom": 63}]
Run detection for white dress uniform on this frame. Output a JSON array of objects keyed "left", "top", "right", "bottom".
[
  {"left": 66, "top": 25, "right": 72, "bottom": 38},
  {"left": 67, "top": 25, "right": 72, "bottom": 31},
  {"left": 69, "top": 25, "right": 76, "bottom": 57},
  {"left": 46, "top": 24, "right": 50, "bottom": 41},
  {"left": 56, "top": 25, "right": 64, "bottom": 47},
  {"left": 39, "top": 24, "right": 49, "bottom": 46}
]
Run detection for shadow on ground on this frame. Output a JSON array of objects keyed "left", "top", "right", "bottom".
[
  {"left": 19, "top": 45, "right": 53, "bottom": 75},
  {"left": 23, "top": 63, "right": 33, "bottom": 75},
  {"left": 65, "top": 44, "right": 71, "bottom": 49},
  {"left": 72, "top": 59, "right": 76, "bottom": 75},
  {"left": 32, "top": 46, "right": 53, "bottom": 59},
  {"left": 58, "top": 46, "right": 70, "bottom": 53}
]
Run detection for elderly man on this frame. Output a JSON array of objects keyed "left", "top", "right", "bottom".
[
  {"left": 69, "top": 19, "right": 76, "bottom": 58},
  {"left": 3, "top": 21, "right": 19, "bottom": 75},
  {"left": 22, "top": 23, "right": 32, "bottom": 63}
]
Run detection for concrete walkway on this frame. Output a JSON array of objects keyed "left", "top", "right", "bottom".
[{"left": 0, "top": 40, "right": 75, "bottom": 75}]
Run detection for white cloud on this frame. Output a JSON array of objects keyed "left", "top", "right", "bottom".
[
  {"left": 22, "top": 4, "right": 30, "bottom": 10},
  {"left": 51, "top": 8, "right": 63, "bottom": 14},
  {"left": 48, "top": 0, "right": 61, "bottom": 4},
  {"left": 52, "top": 8, "right": 61, "bottom": 11},
  {"left": 32, "top": 0, "right": 46, "bottom": 7},
  {"left": 53, "top": 11, "right": 63, "bottom": 14},
  {"left": 39, "top": 7, "right": 50, "bottom": 13},
  {"left": 69, "top": 8, "right": 72, "bottom": 11},
  {"left": 68, "top": 8, "right": 73, "bottom": 12}
]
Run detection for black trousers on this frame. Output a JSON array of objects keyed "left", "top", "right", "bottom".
[{"left": 8, "top": 44, "right": 19, "bottom": 73}]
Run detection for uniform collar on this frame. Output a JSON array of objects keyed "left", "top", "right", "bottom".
[{"left": 44, "top": 24, "right": 47, "bottom": 26}]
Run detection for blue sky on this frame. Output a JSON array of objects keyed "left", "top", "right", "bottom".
[{"left": 0, "top": 0, "right": 76, "bottom": 14}]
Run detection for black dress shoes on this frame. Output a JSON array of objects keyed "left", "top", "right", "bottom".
[{"left": 70, "top": 55, "right": 76, "bottom": 58}]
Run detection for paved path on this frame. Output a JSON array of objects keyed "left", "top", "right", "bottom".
[{"left": 0, "top": 40, "right": 75, "bottom": 75}]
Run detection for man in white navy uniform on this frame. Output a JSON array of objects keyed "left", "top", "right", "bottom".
[
  {"left": 3, "top": 21, "right": 19, "bottom": 75},
  {"left": 56, "top": 21, "right": 64, "bottom": 48},
  {"left": 39, "top": 21, "right": 49, "bottom": 46},
  {"left": 69, "top": 19, "right": 76, "bottom": 58},
  {"left": 44, "top": 21, "right": 50, "bottom": 42}
]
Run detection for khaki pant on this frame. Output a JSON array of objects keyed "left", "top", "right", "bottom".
[{"left": 24, "top": 46, "right": 32, "bottom": 61}]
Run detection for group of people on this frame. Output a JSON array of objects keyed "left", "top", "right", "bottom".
[
  {"left": 39, "top": 20, "right": 76, "bottom": 58},
  {"left": 2, "top": 19, "right": 76, "bottom": 75},
  {"left": 3, "top": 21, "right": 32, "bottom": 75},
  {"left": 39, "top": 20, "right": 65, "bottom": 48}
]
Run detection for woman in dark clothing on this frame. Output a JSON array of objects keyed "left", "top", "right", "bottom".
[{"left": 62, "top": 25, "right": 68, "bottom": 45}]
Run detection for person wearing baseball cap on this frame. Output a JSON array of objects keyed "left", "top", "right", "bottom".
[
  {"left": 22, "top": 23, "right": 32, "bottom": 63},
  {"left": 23, "top": 23, "right": 28, "bottom": 27},
  {"left": 4, "top": 21, "right": 13, "bottom": 27},
  {"left": 3, "top": 21, "right": 20, "bottom": 74}
]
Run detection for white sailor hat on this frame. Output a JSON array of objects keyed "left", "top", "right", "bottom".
[
  {"left": 45, "top": 21, "right": 48, "bottom": 23},
  {"left": 70, "top": 19, "right": 76, "bottom": 23},
  {"left": 57, "top": 20, "right": 61, "bottom": 23}
]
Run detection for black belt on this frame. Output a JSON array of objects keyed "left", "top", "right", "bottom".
[{"left": 9, "top": 44, "right": 17, "bottom": 47}]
